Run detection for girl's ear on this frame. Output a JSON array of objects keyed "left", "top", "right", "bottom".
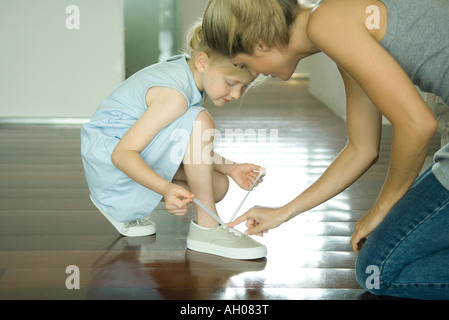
[
  {"left": 256, "top": 41, "right": 270, "bottom": 52},
  {"left": 195, "top": 52, "right": 210, "bottom": 73}
]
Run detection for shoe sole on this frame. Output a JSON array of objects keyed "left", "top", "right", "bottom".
[
  {"left": 89, "top": 194, "right": 156, "bottom": 237},
  {"left": 186, "top": 238, "right": 267, "bottom": 260}
]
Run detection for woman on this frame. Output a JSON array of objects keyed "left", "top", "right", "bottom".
[{"left": 202, "top": 0, "right": 449, "bottom": 298}]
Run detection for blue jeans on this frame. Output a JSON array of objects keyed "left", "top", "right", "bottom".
[{"left": 355, "top": 165, "right": 449, "bottom": 299}]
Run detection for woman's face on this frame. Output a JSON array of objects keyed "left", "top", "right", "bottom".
[{"left": 231, "top": 44, "right": 298, "bottom": 81}]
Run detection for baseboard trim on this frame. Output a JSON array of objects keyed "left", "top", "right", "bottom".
[{"left": 0, "top": 118, "right": 90, "bottom": 125}]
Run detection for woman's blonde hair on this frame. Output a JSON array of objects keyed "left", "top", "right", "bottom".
[{"left": 203, "top": 0, "right": 301, "bottom": 57}]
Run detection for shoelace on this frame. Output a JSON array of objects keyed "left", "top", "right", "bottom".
[
  {"left": 125, "top": 172, "right": 264, "bottom": 230},
  {"left": 192, "top": 198, "right": 241, "bottom": 237},
  {"left": 193, "top": 197, "right": 225, "bottom": 225},
  {"left": 124, "top": 215, "right": 153, "bottom": 228},
  {"left": 229, "top": 171, "right": 265, "bottom": 222},
  {"left": 192, "top": 170, "right": 265, "bottom": 230},
  {"left": 220, "top": 224, "right": 242, "bottom": 237}
]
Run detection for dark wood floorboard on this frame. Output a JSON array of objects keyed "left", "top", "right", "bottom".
[{"left": 0, "top": 78, "right": 441, "bottom": 301}]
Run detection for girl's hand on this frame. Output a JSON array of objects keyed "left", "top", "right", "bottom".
[
  {"left": 229, "top": 163, "right": 265, "bottom": 191},
  {"left": 163, "top": 184, "right": 195, "bottom": 216}
]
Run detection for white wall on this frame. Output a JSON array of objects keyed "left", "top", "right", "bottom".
[
  {"left": 0, "top": 0, "right": 125, "bottom": 120},
  {"left": 308, "top": 53, "right": 347, "bottom": 120},
  {"left": 180, "top": 0, "right": 208, "bottom": 48},
  {"left": 308, "top": 53, "right": 391, "bottom": 125}
]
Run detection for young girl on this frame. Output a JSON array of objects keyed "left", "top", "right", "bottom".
[
  {"left": 80, "top": 21, "right": 267, "bottom": 260},
  {"left": 203, "top": 0, "right": 449, "bottom": 298}
]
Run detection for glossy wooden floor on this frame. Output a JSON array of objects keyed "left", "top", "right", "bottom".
[{"left": 0, "top": 78, "right": 441, "bottom": 301}]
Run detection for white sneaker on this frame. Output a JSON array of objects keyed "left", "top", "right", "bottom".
[
  {"left": 186, "top": 221, "right": 267, "bottom": 260},
  {"left": 89, "top": 194, "right": 156, "bottom": 237}
]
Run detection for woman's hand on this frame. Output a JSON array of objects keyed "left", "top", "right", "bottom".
[
  {"left": 350, "top": 207, "right": 387, "bottom": 254},
  {"left": 229, "top": 163, "right": 265, "bottom": 191},
  {"left": 162, "top": 184, "right": 195, "bottom": 216},
  {"left": 227, "top": 206, "right": 287, "bottom": 236}
]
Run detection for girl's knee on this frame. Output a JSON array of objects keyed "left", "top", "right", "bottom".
[
  {"left": 214, "top": 171, "right": 229, "bottom": 202},
  {"left": 195, "top": 111, "right": 215, "bottom": 131}
]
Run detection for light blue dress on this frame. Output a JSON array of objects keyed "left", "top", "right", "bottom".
[{"left": 81, "top": 55, "right": 206, "bottom": 222}]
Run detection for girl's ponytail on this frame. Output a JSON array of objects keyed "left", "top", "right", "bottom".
[{"left": 186, "top": 20, "right": 208, "bottom": 60}]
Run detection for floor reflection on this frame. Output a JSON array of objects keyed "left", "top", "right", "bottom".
[
  {"left": 2, "top": 79, "right": 427, "bottom": 299},
  {"left": 87, "top": 235, "right": 267, "bottom": 300}
]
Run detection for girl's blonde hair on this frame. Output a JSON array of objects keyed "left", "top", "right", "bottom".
[
  {"left": 203, "top": 0, "right": 302, "bottom": 57},
  {"left": 185, "top": 19, "right": 255, "bottom": 78},
  {"left": 185, "top": 19, "right": 217, "bottom": 61}
]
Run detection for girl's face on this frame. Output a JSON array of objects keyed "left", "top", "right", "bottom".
[
  {"left": 231, "top": 43, "right": 297, "bottom": 81},
  {"left": 196, "top": 54, "right": 255, "bottom": 107}
]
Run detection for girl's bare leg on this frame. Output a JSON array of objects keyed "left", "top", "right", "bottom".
[
  {"left": 172, "top": 164, "right": 228, "bottom": 203},
  {"left": 174, "top": 111, "right": 229, "bottom": 228}
]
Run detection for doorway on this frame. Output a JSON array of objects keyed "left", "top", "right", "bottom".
[{"left": 124, "top": 0, "right": 182, "bottom": 78}]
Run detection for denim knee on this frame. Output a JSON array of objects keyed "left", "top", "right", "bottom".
[{"left": 355, "top": 245, "right": 383, "bottom": 295}]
